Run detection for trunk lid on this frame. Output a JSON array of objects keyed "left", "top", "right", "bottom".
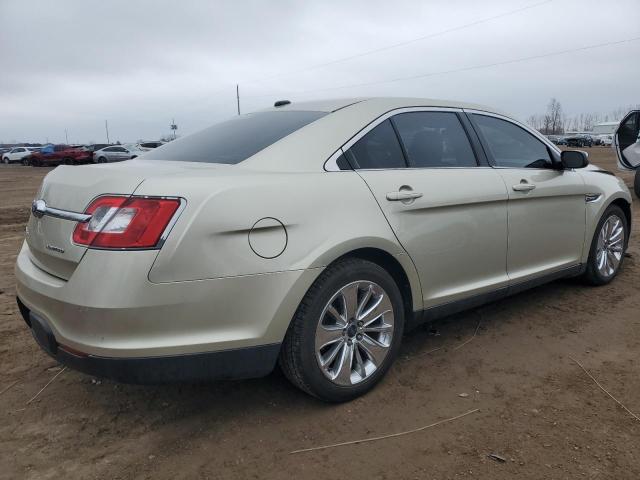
[{"left": 25, "top": 160, "right": 219, "bottom": 279}]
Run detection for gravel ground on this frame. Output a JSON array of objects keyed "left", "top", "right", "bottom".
[{"left": 1, "top": 148, "right": 638, "bottom": 479}]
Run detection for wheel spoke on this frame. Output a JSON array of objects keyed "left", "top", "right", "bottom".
[
  {"left": 360, "top": 294, "right": 392, "bottom": 326},
  {"left": 320, "top": 339, "right": 344, "bottom": 367},
  {"left": 316, "top": 325, "right": 344, "bottom": 349},
  {"left": 326, "top": 304, "right": 347, "bottom": 327},
  {"left": 609, "top": 225, "right": 623, "bottom": 242},
  {"left": 364, "top": 323, "right": 393, "bottom": 334},
  {"left": 340, "top": 284, "right": 359, "bottom": 320},
  {"left": 604, "top": 251, "right": 613, "bottom": 275},
  {"left": 360, "top": 335, "right": 388, "bottom": 367},
  {"left": 597, "top": 250, "right": 606, "bottom": 271},
  {"left": 607, "top": 250, "right": 618, "bottom": 273},
  {"left": 610, "top": 243, "right": 623, "bottom": 253},
  {"left": 353, "top": 346, "right": 367, "bottom": 379},
  {"left": 355, "top": 284, "right": 373, "bottom": 320},
  {"left": 334, "top": 342, "right": 354, "bottom": 384}
]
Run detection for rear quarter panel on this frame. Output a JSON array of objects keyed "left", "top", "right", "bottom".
[{"left": 136, "top": 169, "right": 422, "bottom": 310}]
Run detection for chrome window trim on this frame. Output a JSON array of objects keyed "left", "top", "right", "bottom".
[
  {"left": 324, "top": 149, "right": 347, "bottom": 171},
  {"left": 323, "top": 106, "right": 464, "bottom": 172}
]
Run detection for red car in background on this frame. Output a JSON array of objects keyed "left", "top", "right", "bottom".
[{"left": 27, "top": 145, "right": 92, "bottom": 166}]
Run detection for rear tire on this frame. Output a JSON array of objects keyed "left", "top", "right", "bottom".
[
  {"left": 22, "top": 158, "right": 30, "bottom": 166},
  {"left": 583, "top": 204, "right": 628, "bottom": 285},
  {"left": 98, "top": 156, "right": 107, "bottom": 163},
  {"left": 279, "top": 258, "right": 404, "bottom": 402}
]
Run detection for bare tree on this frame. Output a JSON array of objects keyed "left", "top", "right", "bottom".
[{"left": 541, "top": 98, "right": 563, "bottom": 134}]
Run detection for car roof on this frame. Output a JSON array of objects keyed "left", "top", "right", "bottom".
[
  {"left": 261, "top": 97, "right": 505, "bottom": 115},
  {"left": 240, "top": 96, "right": 513, "bottom": 172}
]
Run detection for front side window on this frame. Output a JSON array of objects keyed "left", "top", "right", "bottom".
[
  {"left": 144, "top": 111, "right": 327, "bottom": 164},
  {"left": 472, "top": 114, "right": 553, "bottom": 169},
  {"left": 392, "top": 112, "right": 477, "bottom": 168},
  {"left": 346, "top": 119, "right": 406, "bottom": 169}
]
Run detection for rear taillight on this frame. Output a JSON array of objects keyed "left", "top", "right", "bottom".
[{"left": 72, "top": 195, "right": 181, "bottom": 249}]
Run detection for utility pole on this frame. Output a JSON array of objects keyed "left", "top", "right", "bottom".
[
  {"left": 170, "top": 119, "right": 178, "bottom": 140},
  {"left": 65, "top": 129, "right": 69, "bottom": 144},
  {"left": 105, "top": 120, "right": 110, "bottom": 144},
  {"left": 236, "top": 84, "right": 240, "bottom": 115}
]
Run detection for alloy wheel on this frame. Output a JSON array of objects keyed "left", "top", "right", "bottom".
[
  {"left": 315, "top": 281, "right": 394, "bottom": 386},
  {"left": 596, "top": 214, "right": 624, "bottom": 277}
]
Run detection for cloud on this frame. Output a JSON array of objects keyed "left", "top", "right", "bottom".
[{"left": 0, "top": 0, "right": 638, "bottom": 143}]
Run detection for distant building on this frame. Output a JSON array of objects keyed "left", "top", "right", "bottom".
[{"left": 592, "top": 121, "right": 620, "bottom": 135}]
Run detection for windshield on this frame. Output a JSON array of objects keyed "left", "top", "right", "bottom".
[{"left": 143, "top": 110, "right": 327, "bottom": 164}]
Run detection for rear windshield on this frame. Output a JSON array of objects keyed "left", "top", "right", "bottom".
[{"left": 143, "top": 110, "right": 327, "bottom": 164}]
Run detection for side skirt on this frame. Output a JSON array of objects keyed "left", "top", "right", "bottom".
[{"left": 408, "top": 264, "right": 585, "bottom": 330}]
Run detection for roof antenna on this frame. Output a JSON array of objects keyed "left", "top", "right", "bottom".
[{"left": 274, "top": 100, "right": 291, "bottom": 107}]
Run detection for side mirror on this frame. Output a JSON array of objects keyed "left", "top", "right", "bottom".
[{"left": 560, "top": 150, "right": 589, "bottom": 169}]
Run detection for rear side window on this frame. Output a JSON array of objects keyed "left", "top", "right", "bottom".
[
  {"left": 143, "top": 111, "right": 326, "bottom": 164},
  {"left": 346, "top": 120, "right": 406, "bottom": 169},
  {"left": 472, "top": 114, "right": 552, "bottom": 169},
  {"left": 392, "top": 112, "right": 477, "bottom": 167}
]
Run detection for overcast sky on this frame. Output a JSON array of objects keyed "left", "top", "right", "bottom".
[{"left": 1, "top": 0, "right": 638, "bottom": 144}]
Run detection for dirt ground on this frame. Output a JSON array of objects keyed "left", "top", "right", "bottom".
[{"left": 1, "top": 148, "right": 639, "bottom": 480}]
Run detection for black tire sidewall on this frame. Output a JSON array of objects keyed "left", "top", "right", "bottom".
[
  {"left": 296, "top": 260, "right": 405, "bottom": 402},
  {"left": 586, "top": 205, "right": 628, "bottom": 285},
  {"left": 634, "top": 169, "right": 640, "bottom": 199}
]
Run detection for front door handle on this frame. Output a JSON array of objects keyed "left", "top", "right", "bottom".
[
  {"left": 512, "top": 182, "right": 536, "bottom": 192},
  {"left": 386, "top": 191, "right": 423, "bottom": 201}
]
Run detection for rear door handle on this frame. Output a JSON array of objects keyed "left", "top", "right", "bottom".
[
  {"left": 386, "top": 191, "right": 423, "bottom": 201},
  {"left": 512, "top": 183, "right": 536, "bottom": 192}
]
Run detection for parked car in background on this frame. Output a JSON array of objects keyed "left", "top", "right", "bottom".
[
  {"left": 3, "top": 147, "right": 41, "bottom": 164},
  {"left": 93, "top": 144, "right": 145, "bottom": 163},
  {"left": 15, "top": 97, "right": 632, "bottom": 402},
  {"left": 613, "top": 109, "right": 640, "bottom": 198},
  {"left": 0, "top": 147, "right": 13, "bottom": 158},
  {"left": 546, "top": 135, "right": 560, "bottom": 144},
  {"left": 566, "top": 134, "right": 593, "bottom": 147},
  {"left": 138, "top": 141, "right": 165, "bottom": 151},
  {"left": 81, "top": 144, "right": 112, "bottom": 154},
  {"left": 556, "top": 136, "right": 568, "bottom": 146},
  {"left": 27, "top": 144, "right": 91, "bottom": 166},
  {"left": 599, "top": 134, "right": 613, "bottom": 146}
]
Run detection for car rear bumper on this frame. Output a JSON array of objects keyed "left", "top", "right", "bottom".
[
  {"left": 15, "top": 241, "right": 322, "bottom": 381},
  {"left": 18, "top": 297, "right": 280, "bottom": 383}
]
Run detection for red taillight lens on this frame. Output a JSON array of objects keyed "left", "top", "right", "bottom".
[{"left": 72, "top": 195, "right": 181, "bottom": 249}]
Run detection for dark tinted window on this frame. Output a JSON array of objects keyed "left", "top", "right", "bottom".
[
  {"left": 346, "top": 120, "right": 406, "bottom": 169},
  {"left": 618, "top": 112, "right": 639, "bottom": 147},
  {"left": 472, "top": 114, "right": 552, "bottom": 168},
  {"left": 144, "top": 111, "right": 326, "bottom": 164},
  {"left": 392, "top": 112, "right": 476, "bottom": 167}
]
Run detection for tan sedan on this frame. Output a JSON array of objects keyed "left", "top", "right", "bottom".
[{"left": 15, "top": 98, "right": 632, "bottom": 401}]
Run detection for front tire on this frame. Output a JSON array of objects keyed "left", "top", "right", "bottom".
[
  {"left": 2, "top": 157, "right": 8, "bottom": 164},
  {"left": 279, "top": 258, "right": 404, "bottom": 402},
  {"left": 583, "top": 205, "right": 628, "bottom": 285}
]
